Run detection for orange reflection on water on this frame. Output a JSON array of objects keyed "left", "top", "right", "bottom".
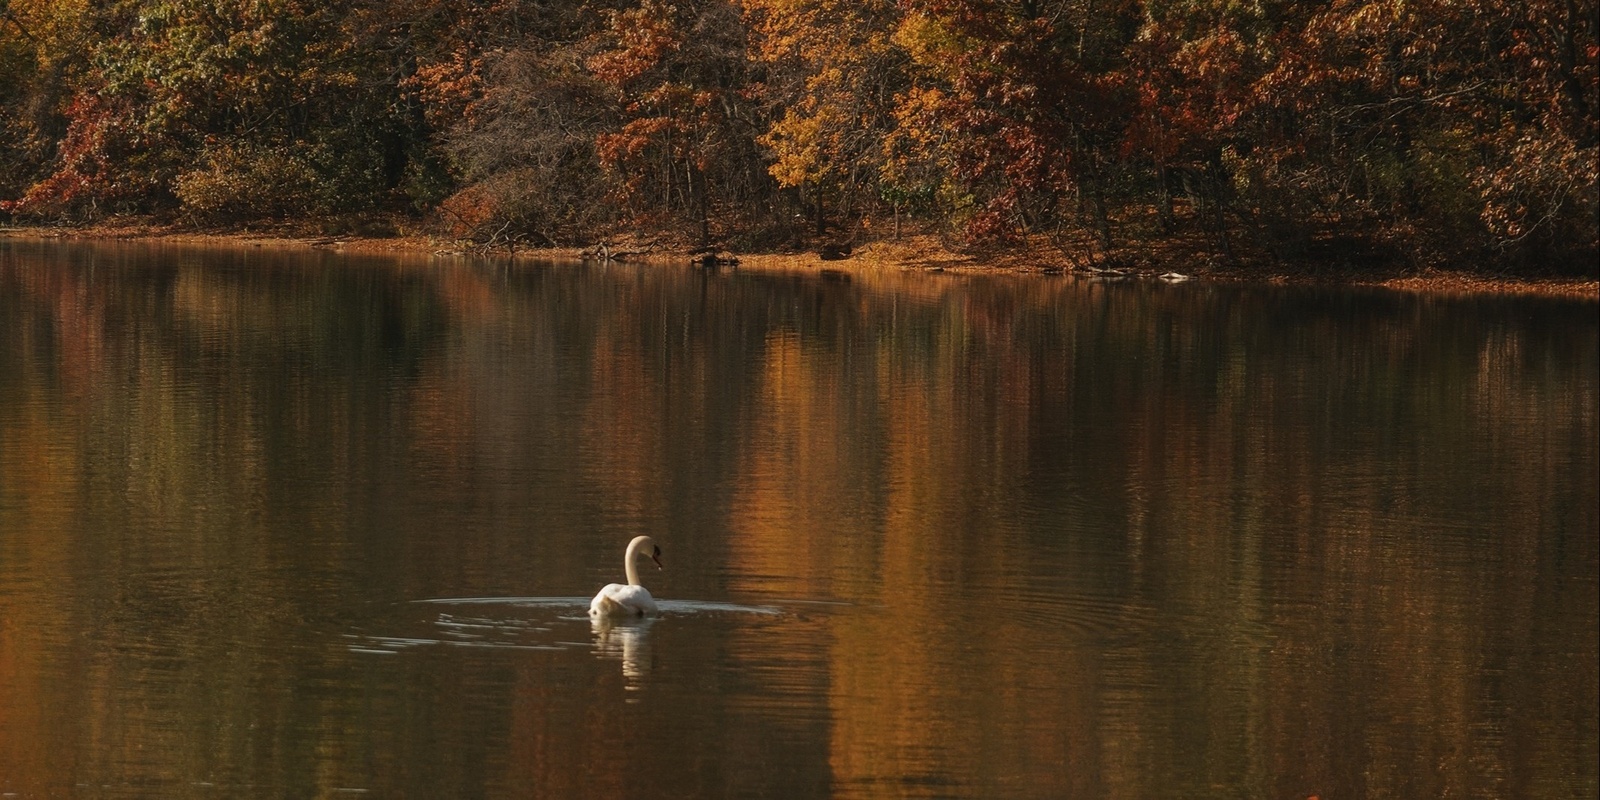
[{"left": 0, "top": 241, "right": 1595, "bottom": 798}]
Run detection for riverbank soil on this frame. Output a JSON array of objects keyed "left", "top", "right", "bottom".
[{"left": 4, "top": 221, "right": 1595, "bottom": 300}]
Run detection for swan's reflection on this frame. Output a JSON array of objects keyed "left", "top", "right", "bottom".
[{"left": 591, "top": 615, "right": 656, "bottom": 689}]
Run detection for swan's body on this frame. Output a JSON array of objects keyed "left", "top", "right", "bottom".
[
  {"left": 590, "top": 535, "right": 663, "bottom": 617},
  {"left": 590, "top": 583, "right": 657, "bottom": 617}
]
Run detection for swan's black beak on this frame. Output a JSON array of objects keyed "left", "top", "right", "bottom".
[{"left": 650, "top": 546, "right": 663, "bottom": 570}]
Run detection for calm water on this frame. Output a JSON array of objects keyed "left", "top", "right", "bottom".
[{"left": 1, "top": 238, "right": 1595, "bottom": 799}]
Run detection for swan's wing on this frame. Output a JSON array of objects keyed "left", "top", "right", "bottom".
[
  {"left": 590, "top": 584, "right": 627, "bottom": 616},
  {"left": 590, "top": 584, "right": 658, "bottom": 616}
]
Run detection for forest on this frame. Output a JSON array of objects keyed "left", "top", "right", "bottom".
[{"left": 1, "top": 0, "right": 1596, "bottom": 273}]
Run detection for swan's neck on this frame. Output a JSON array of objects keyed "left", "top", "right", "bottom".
[{"left": 624, "top": 538, "right": 644, "bottom": 586}]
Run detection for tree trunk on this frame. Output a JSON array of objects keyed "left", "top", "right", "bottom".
[
  {"left": 1157, "top": 163, "right": 1175, "bottom": 234},
  {"left": 814, "top": 185, "right": 826, "bottom": 237}
]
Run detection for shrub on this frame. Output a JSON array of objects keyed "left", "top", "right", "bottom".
[{"left": 175, "top": 142, "right": 323, "bottom": 221}]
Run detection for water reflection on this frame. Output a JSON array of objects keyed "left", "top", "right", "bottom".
[
  {"left": 0, "top": 237, "right": 1595, "bottom": 798},
  {"left": 593, "top": 616, "right": 656, "bottom": 689}
]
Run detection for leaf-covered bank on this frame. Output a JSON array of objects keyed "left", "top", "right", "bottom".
[{"left": 5, "top": 224, "right": 1595, "bottom": 301}]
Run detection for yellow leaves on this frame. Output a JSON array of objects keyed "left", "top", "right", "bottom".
[
  {"left": 741, "top": 0, "right": 816, "bottom": 61},
  {"left": 758, "top": 67, "right": 864, "bottom": 187},
  {"left": 746, "top": 0, "right": 903, "bottom": 77},
  {"left": 889, "top": 84, "right": 946, "bottom": 137},
  {"left": 761, "top": 108, "right": 825, "bottom": 186},
  {"left": 5, "top": 0, "right": 87, "bottom": 34},
  {"left": 1, "top": 0, "right": 89, "bottom": 67},
  {"left": 743, "top": 0, "right": 910, "bottom": 199},
  {"left": 806, "top": 65, "right": 843, "bottom": 94},
  {"left": 880, "top": 84, "right": 951, "bottom": 185},
  {"left": 892, "top": 11, "right": 967, "bottom": 78},
  {"left": 742, "top": 0, "right": 890, "bottom": 196}
]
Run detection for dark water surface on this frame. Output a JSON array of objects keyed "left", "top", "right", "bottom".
[{"left": 1, "top": 238, "right": 1595, "bottom": 798}]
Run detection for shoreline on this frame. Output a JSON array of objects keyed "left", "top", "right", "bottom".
[{"left": 4, "top": 223, "right": 1596, "bottom": 301}]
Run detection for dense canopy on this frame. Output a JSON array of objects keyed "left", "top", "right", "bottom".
[{"left": 1, "top": 0, "right": 1595, "bottom": 270}]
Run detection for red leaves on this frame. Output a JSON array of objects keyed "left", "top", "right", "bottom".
[
  {"left": 2, "top": 92, "right": 138, "bottom": 216},
  {"left": 437, "top": 183, "right": 502, "bottom": 237},
  {"left": 596, "top": 117, "right": 680, "bottom": 166}
]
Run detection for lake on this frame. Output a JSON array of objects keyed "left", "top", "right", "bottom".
[{"left": 1, "top": 238, "right": 1596, "bottom": 798}]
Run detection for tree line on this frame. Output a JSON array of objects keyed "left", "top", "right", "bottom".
[{"left": 1, "top": 0, "right": 1595, "bottom": 271}]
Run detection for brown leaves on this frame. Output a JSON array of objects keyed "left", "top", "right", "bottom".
[
  {"left": 406, "top": 52, "right": 486, "bottom": 128},
  {"left": 587, "top": 1, "right": 683, "bottom": 88}
]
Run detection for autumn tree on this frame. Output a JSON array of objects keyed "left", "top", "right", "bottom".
[
  {"left": 4, "top": 0, "right": 446, "bottom": 220},
  {"left": 394, "top": 0, "right": 619, "bottom": 245},
  {"left": 885, "top": 0, "right": 1138, "bottom": 245},
  {"left": 1, "top": 0, "right": 1591, "bottom": 270},
  {"left": 0, "top": 0, "right": 93, "bottom": 208},
  {"left": 1121, "top": 0, "right": 1279, "bottom": 257},
  {"left": 1127, "top": 0, "right": 1598, "bottom": 268},
  {"left": 743, "top": 0, "right": 910, "bottom": 238},
  {"left": 587, "top": 0, "right": 769, "bottom": 244}
]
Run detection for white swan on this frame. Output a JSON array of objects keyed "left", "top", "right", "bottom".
[{"left": 589, "top": 535, "right": 663, "bottom": 617}]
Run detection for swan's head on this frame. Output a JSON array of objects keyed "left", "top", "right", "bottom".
[{"left": 630, "top": 534, "right": 664, "bottom": 570}]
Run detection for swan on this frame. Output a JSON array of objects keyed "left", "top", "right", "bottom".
[{"left": 589, "top": 535, "right": 663, "bottom": 617}]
